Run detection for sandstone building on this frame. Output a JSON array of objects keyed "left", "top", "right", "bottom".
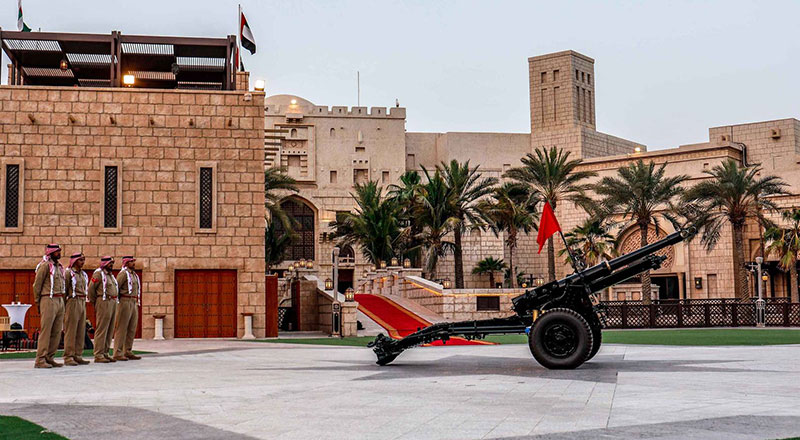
[
  {"left": 0, "top": 31, "right": 267, "bottom": 338},
  {"left": 266, "top": 50, "right": 800, "bottom": 303}
]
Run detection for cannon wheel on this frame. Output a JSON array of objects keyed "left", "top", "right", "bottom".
[
  {"left": 528, "top": 308, "right": 593, "bottom": 370},
  {"left": 587, "top": 321, "right": 602, "bottom": 361}
]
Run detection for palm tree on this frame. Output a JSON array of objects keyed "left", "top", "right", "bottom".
[
  {"left": 594, "top": 160, "right": 689, "bottom": 303},
  {"left": 481, "top": 183, "right": 537, "bottom": 288},
  {"left": 682, "top": 159, "right": 787, "bottom": 300},
  {"left": 415, "top": 168, "right": 459, "bottom": 279},
  {"left": 472, "top": 257, "right": 508, "bottom": 288},
  {"left": 764, "top": 210, "right": 800, "bottom": 302},
  {"left": 388, "top": 170, "right": 423, "bottom": 265},
  {"left": 438, "top": 160, "right": 498, "bottom": 288},
  {"left": 330, "top": 181, "right": 402, "bottom": 265},
  {"left": 265, "top": 166, "right": 298, "bottom": 229},
  {"left": 560, "top": 217, "right": 618, "bottom": 267},
  {"left": 265, "top": 219, "right": 294, "bottom": 273},
  {"left": 504, "top": 146, "right": 596, "bottom": 282}
]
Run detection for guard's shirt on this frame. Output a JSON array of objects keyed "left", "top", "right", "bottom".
[
  {"left": 88, "top": 269, "right": 118, "bottom": 302},
  {"left": 32, "top": 259, "right": 66, "bottom": 303},
  {"left": 116, "top": 270, "right": 140, "bottom": 299}
]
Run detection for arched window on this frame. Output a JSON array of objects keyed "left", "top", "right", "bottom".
[
  {"left": 339, "top": 245, "right": 355, "bottom": 265},
  {"left": 330, "top": 128, "right": 336, "bottom": 138},
  {"left": 290, "top": 128, "right": 298, "bottom": 138},
  {"left": 275, "top": 199, "right": 314, "bottom": 260}
]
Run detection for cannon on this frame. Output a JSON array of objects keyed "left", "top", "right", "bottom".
[{"left": 368, "top": 226, "right": 695, "bottom": 369}]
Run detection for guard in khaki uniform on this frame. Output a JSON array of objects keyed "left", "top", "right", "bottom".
[
  {"left": 88, "top": 256, "right": 118, "bottom": 363},
  {"left": 63, "top": 252, "right": 90, "bottom": 366},
  {"left": 113, "top": 256, "right": 142, "bottom": 361},
  {"left": 32, "top": 244, "right": 66, "bottom": 369}
]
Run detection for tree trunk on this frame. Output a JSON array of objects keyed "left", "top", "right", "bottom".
[
  {"left": 547, "top": 236, "right": 556, "bottom": 282},
  {"left": 454, "top": 228, "right": 465, "bottom": 288},
  {"left": 508, "top": 247, "right": 515, "bottom": 288},
  {"left": 790, "top": 260, "right": 798, "bottom": 303},
  {"left": 488, "top": 271, "right": 496, "bottom": 289},
  {"left": 732, "top": 224, "right": 749, "bottom": 300},
  {"left": 640, "top": 224, "right": 652, "bottom": 304}
]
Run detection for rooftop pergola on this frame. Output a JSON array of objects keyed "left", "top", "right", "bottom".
[{"left": 0, "top": 30, "right": 238, "bottom": 90}]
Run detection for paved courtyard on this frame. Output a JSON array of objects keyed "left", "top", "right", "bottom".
[{"left": 2, "top": 339, "right": 800, "bottom": 439}]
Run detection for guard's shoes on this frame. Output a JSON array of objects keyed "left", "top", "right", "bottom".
[
  {"left": 104, "top": 355, "right": 116, "bottom": 363},
  {"left": 94, "top": 357, "right": 111, "bottom": 364},
  {"left": 64, "top": 358, "right": 79, "bottom": 366},
  {"left": 46, "top": 358, "right": 64, "bottom": 368},
  {"left": 125, "top": 354, "right": 142, "bottom": 360},
  {"left": 75, "top": 357, "right": 91, "bottom": 365},
  {"left": 112, "top": 356, "right": 129, "bottom": 362},
  {"left": 34, "top": 363, "right": 52, "bottom": 369}
]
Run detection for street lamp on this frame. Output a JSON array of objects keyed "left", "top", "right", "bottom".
[
  {"left": 755, "top": 256, "right": 765, "bottom": 327},
  {"left": 345, "top": 287, "right": 355, "bottom": 302}
]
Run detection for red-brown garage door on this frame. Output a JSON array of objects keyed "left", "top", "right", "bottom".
[
  {"left": 0, "top": 269, "right": 142, "bottom": 338},
  {"left": 174, "top": 269, "right": 237, "bottom": 338}
]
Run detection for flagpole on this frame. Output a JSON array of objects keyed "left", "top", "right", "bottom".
[{"left": 237, "top": 4, "right": 242, "bottom": 72}]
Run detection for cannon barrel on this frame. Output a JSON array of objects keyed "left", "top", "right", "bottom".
[{"left": 559, "top": 227, "right": 692, "bottom": 285}]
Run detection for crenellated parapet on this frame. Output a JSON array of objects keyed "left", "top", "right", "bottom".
[{"left": 265, "top": 103, "right": 405, "bottom": 119}]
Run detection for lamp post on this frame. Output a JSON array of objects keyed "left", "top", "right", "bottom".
[
  {"left": 755, "top": 256, "right": 765, "bottom": 327},
  {"left": 331, "top": 247, "right": 341, "bottom": 337}
]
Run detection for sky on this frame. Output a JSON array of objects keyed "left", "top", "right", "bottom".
[{"left": 4, "top": 0, "right": 800, "bottom": 150}]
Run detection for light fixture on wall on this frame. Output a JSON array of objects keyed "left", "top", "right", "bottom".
[
  {"left": 324, "top": 278, "right": 334, "bottom": 290},
  {"left": 380, "top": 260, "right": 387, "bottom": 269},
  {"left": 59, "top": 58, "right": 69, "bottom": 71},
  {"left": 345, "top": 287, "right": 355, "bottom": 302},
  {"left": 123, "top": 74, "right": 135, "bottom": 86},
  {"left": 254, "top": 79, "right": 265, "bottom": 91},
  {"left": 305, "top": 260, "right": 313, "bottom": 269},
  {"left": 442, "top": 278, "right": 452, "bottom": 289},
  {"left": 390, "top": 257, "right": 399, "bottom": 267},
  {"left": 535, "top": 277, "right": 545, "bottom": 287},
  {"left": 403, "top": 258, "right": 411, "bottom": 269},
  {"left": 634, "top": 146, "right": 642, "bottom": 153}
]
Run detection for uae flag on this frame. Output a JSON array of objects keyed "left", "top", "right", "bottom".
[
  {"left": 17, "top": 0, "right": 31, "bottom": 32},
  {"left": 240, "top": 10, "right": 256, "bottom": 55},
  {"left": 536, "top": 202, "right": 562, "bottom": 254}
]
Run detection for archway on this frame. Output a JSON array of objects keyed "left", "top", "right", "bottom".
[
  {"left": 618, "top": 225, "right": 678, "bottom": 300},
  {"left": 337, "top": 245, "right": 355, "bottom": 293}
]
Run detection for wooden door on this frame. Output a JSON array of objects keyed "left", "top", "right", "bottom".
[
  {"left": 0, "top": 270, "right": 39, "bottom": 331},
  {"left": 174, "top": 270, "right": 237, "bottom": 338}
]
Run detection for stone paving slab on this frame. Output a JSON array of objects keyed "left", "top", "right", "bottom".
[{"left": 1, "top": 342, "right": 799, "bottom": 439}]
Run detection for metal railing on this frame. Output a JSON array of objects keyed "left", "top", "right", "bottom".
[{"left": 601, "top": 299, "right": 800, "bottom": 328}]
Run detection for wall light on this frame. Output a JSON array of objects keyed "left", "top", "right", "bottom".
[
  {"left": 254, "top": 79, "right": 265, "bottom": 91},
  {"left": 290, "top": 99, "right": 298, "bottom": 105},
  {"left": 123, "top": 74, "right": 135, "bottom": 86},
  {"left": 634, "top": 146, "right": 642, "bottom": 153}
]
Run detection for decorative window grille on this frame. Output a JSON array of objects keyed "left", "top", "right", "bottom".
[
  {"left": 103, "top": 166, "right": 118, "bottom": 228},
  {"left": 4, "top": 164, "right": 19, "bottom": 228},
  {"left": 199, "top": 167, "right": 213, "bottom": 229}
]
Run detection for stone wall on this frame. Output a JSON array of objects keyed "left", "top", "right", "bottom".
[{"left": 0, "top": 85, "right": 266, "bottom": 338}]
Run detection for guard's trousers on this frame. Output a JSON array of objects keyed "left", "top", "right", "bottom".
[
  {"left": 93, "top": 298, "right": 116, "bottom": 359},
  {"left": 113, "top": 297, "right": 138, "bottom": 358},
  {"left": 63, "top": 297, "right": 86, "bottom": 361},
  {"left": 35, "top": 296, "right": 64, "bottom": 366}
]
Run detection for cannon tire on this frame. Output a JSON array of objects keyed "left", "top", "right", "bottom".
[
  {"left": 528, "top": 308, "right": 593, "bottom": 369},
  {"left": 587, "top": 321, "right": 602, "bottom": 361}
]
